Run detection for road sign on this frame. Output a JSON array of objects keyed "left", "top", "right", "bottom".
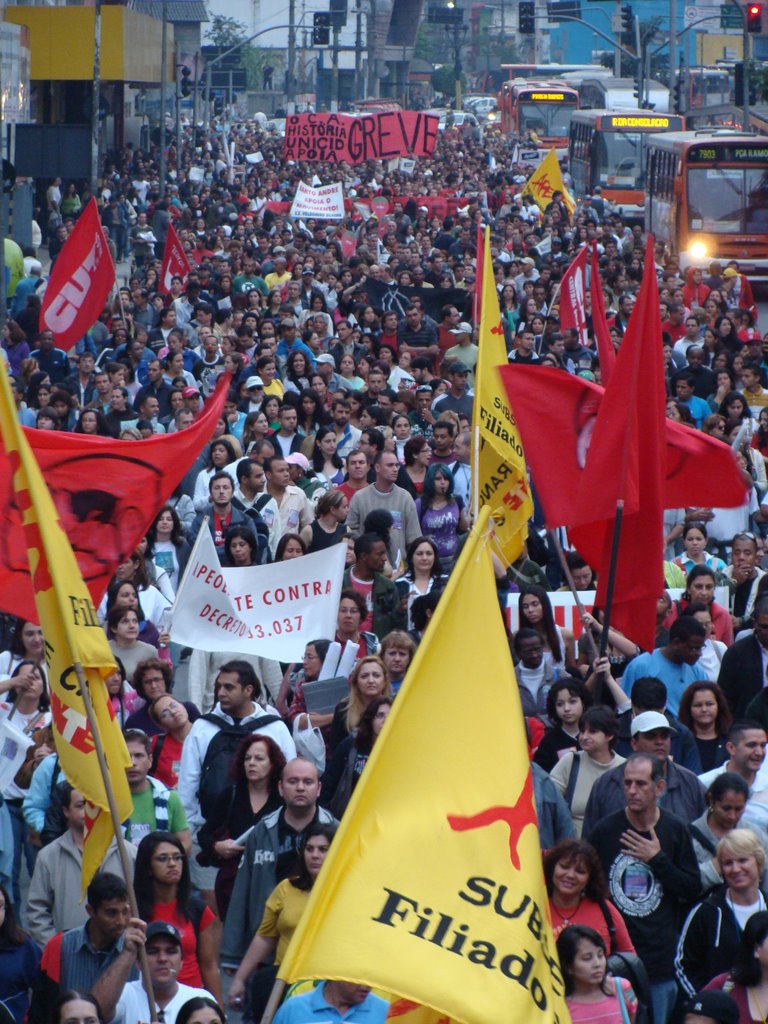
[{"left": 720, "top": 4, "right": 743, "bottom": 28}]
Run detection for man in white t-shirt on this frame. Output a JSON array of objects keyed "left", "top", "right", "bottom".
[{"left": 94, "top": 921, "right": 212, "bottom": 1024}]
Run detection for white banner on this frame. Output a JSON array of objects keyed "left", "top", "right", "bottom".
[
  {"left": 506, "top": 587, "right": 729, "bottom": 638},
  {"left": 290, "top": 180, "right": 345, "bottom": 221},
  {"left": 170, "top": 528, "right": 347, "bottom": 659}
]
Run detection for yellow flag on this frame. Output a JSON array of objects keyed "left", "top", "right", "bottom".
[
  {"left": 279, "top": 506, "right": 568, "bottom": 1024},
  {"left": 522, "top": 148, "right": 576, "bottom": 215},
  {"left": 0, "top": 360, "right": 132, "bottom": 895},
  {"left": 471, "top": 227, "right": 533, "bottom": 563}
]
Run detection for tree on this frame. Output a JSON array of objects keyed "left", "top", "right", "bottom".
[
  {"left": 432, "top": 65, "right": 466, "bottom": 97},
  {"left": 206, "top": 15, "right": 247, "bottom": 47}
]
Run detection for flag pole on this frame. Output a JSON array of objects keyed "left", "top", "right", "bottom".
[
  {"left": 547, "top": 529, "right": 599, "bottom": 665},
  {"left": 597, "top": 500, "right": 624, "bottom": 658},
  {"left": 259, "top": 979, "right": 287, "bottom": 1024},
  {"left": 73, "top": 661, "right": 157, "bottom": 1017}
]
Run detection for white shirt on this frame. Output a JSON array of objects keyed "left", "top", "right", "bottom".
[{"left": 116, "top": 982, "right": 211, "bottom": 1024}]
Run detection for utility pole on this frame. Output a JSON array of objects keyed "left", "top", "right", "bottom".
[
  {"left": 288, "top": 0, "right": 297, "bottom": 113},
  {"left": 91, "top": 0, "right": 102, "bottom": 193},
  {"left": 354, "top": 0, "right": 363, "bottom": 100},
  {"left": 159, "top": 0, "right": 168, "bottom": 193},
  {"left": 668, "top": 0, "right": 677, "bottom": 96},
  {"left": 175, "top": 45, "right": 182, "bottom": 177},
  {"left": 614, "top": 0, "right": 621, "bottom": 74},
  {"left": 193, "top": 49, "right": 200, "bottom": 126},
  {"left": 331, "top": 24, "right": 340, "bottom": 110}
]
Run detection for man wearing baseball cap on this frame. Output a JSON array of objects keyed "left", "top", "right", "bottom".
[
  {"left": 93, "top": 921, "right": 214, "bottom": 1024},
  {"left": 683, "top": 991, "right": 739, "bottom": 1024},
  {"left": 443, "top": 322, "right": 478, "bottom": 385}
]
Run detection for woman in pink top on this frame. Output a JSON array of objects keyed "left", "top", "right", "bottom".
[{"left": 557, "top": 925, "right": 637, "bottom": 1024}]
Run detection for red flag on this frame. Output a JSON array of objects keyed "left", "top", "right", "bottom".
[
  {"left": 40, "top": 199, "right": 115, "bottom": 349},
  {"left": 498, "top": 366, "right": 746, "bottom": 527},
  {"left": 160, "top": 222, "right": 191, "bottom": 294},
  {"left": 589, "top": 245, "right": 616, "bottom": 385},
  {"left": 560, "top": 237, "right": 667, "bottom": 647},
  {"left": 0, "top": 374, "right": 230, "bottom": 623},
  {"left": 558, "top": 245, "right": 589, "bottom": 351}
]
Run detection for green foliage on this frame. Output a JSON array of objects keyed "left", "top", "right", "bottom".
[
  {"left": 206, "top": 15, "right": 247, "bottom": 47},
  {"left": 432, "top": 64, "right": 466, "bottom": 96}
]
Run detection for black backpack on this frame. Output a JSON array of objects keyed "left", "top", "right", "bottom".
[
  {"left": 198, "top": 712, "right": 282, "bottom": 820},
  {"left": 598, "top": 899, "right": 652, "bottom": 1024}
]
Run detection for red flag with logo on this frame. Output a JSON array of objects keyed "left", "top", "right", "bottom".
[
  {"left": 40, "top": 199, "right": 115, "bottom": 349},
  {"left": 0, "top": 373, "right": 231, "bottom": 623},
  {"left": 160, "top": 221, "right": 191, "bottom": 293},
  {"left": 558, "top": 244, "right": 589, "bottom": 350},
  {"left": 590, "top": 245, "right": 616, "bottom": 384}
]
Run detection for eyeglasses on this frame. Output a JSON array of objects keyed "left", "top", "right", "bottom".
[
  {"left": 153, "top": 853, "right": 184, "bottom": 864},
  {"left": 734, "top": 532, "right": 757, "bottom": 542}
]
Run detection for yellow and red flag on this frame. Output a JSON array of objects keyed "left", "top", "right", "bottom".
[
  {"left": 522, "top": 148, "right": 576, "bottom": 215},
  {"left": 0, "top": 360, "right": 132, "bottom": 894},
  {"left": 278, "top": 506, "right": 568, "bottom": 1024},
  {"left": 471, "top": 227, "right": 533, "bottom": 563}
]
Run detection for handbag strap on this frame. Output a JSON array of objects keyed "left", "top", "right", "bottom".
[{"left": 614, "top": 977, "right": 631, "bottom": 1024}]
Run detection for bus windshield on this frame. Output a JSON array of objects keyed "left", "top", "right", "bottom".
[
  {"left": 687, "top": 167, "right": 768, "bottom": 233},
  {"left": 595, "top": 131, "right": 645, "bottom": 188},
  {"left": 519, "top": 101, "right": 575, "bottom": 136}
]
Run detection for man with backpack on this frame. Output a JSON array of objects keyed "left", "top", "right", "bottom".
[
  {"left": 232, "top": 458, "right": 279, "bottom": 560},
  {"left": 178, "top": 661, "right": 296, "bottom": 835}
]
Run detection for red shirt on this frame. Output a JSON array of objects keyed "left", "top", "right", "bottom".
[
  {"left": 150, "top": 733, "right": 184, "bottom": 788},
  {"left": 150, "top": 900, "right": 215, "bottom": 988}
]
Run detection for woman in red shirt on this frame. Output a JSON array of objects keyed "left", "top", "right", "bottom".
[{"left": 135, "top": 832, "right": 222, "bottom": 1006}]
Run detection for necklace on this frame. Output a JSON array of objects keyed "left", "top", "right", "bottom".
[
  {"left": 749, "top": 984, "right": 768, "bottom": 1023},
  {"left": 552, "top": 898, "right": 582, "bottom": 924}
]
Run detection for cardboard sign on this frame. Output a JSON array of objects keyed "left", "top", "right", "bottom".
[
  {"left": 289, "top": 180, "right": 345, "bottom": 221},
  {"left": 284, "top": 111, "right": 439, "bottom": 164}
]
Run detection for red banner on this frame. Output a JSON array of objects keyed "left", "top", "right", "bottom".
[
  {"left": 40, "top": 198, "right": 115, "bottom": 349},
  {"left": 283, "top": 112, "right": 439, "bottom": 164},
  {"left": 0, "top": 374, "right": 231, "bottom": 623},
  {"left": 160, "top": 222, "right": 191, "bottom": 293},
  {"left": 558, "top": 245, "right": 589, "bottom": 350}
]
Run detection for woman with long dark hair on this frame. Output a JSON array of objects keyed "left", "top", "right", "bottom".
[
  {"left": 134, "top": 832, "right": 222, "bottom": 1004},
  {"left": 556, "top": 925, "right": 637, "bottom": 1023},
  {"left": 310, "top": 426, "right": 345, "bottom": 488},
  {"left": 516, "top": 584, "right": 575, "bottom": 674},
  {"left": 321, "top": 696, "right": 393, "bottom": 816},
  {"left": 678, "top": 682, "right": 731, "bottom": 772},
  {"left": 197, "top": 734, "right": 286, "bottom": 920},
  {"left": 227, "top": 823, "right": 336, "bottom": 1013},
  {"left": 146, "top": 506, "right": 191, "bottom": 594},
  {"left": 0, "top": 881, "right": 40, "bottom": 1024},
  {"left": 414, "top": 464, "right": 467, "bottom": 568}
]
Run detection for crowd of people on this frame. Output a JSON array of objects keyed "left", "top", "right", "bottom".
[{"left": 2, "top": 112, "right": 768, "bottom": 1024}]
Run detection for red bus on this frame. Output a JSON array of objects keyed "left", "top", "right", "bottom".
[{"left": 497, "top": 80, "right": 579, "bottom": 153}]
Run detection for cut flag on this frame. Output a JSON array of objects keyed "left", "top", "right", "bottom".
[
  {"left": 557, "top": 245, "right": 589, "bottom": 351},
  {"left": 471, "top": 227, "right": 533, "bottom": 563},
  {"left": 522, "top": 149, "right": 575, "bottom": 216},
  {"left": 40, "top": 198, "right": 115, "bottom": 349},
  {"left": 0, "top": 373, "right": 230, "bottom": 623},
  {"left": 0, "top": 358, "right": 132, "bottom": 895},
  {"left": 589, "top": 245, "right": 616, "bottom": 384},
  {"left": 160, "top": 222, "right": 191, "bottom": 293},
  {"left": 278, "top": 506, "right": 568, "bottom": 1024}
]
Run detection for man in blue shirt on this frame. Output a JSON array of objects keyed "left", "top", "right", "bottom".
[
  {"left": 621, "top": 616, "right": 708, "bottom": 716},
  {"left": 274, "top": 981, "right": 389, "bottom": 1024}
]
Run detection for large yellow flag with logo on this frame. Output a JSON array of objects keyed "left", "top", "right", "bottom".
[
  {"left": 471, "top": 227, "right": 533, "bottom": 563},
  {"left": 522, "top": 148, "right": 576, "bottom": 215},
  {"left": 0, "top": 360, "right": 132, "bottom": 894},
  {"left": 279, "top": 506, "right": 568, "bottom": 1024}
]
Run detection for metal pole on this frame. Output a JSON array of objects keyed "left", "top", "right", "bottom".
[
  {"left": 367, "top": 0, "right": 377, "bottom": 97},
  {"left": 331, "top": 25, "right": 340, "bottom": 111},
  {"left": 743, "top": 15, "right": 750, "bottom": 130},
  {"left": 288, "top": 0, "right": 297, "bottom": 113},
  {"left": 454, "top": 24, "right": 463, "bottom": 111},
  {"left": 668, "top": 0, "right": 677, "bottom": 98},
  {"left": 159, "top": 0, "right": 168, "bottom": 192},
  {"left": 614, "top": 0, "right": 621, "bottom": 74},
  {"left": 354, "top": 2, "right": 362, "bottom": 100},
  {"left": 193, "top": 49, "right": 199, "bottom": 126},
  {"left": 175, "top": 46, "right": 182, "bottom": 180},
  {"left": 91, "top": 0, "right": 102, "bottom": 194}
]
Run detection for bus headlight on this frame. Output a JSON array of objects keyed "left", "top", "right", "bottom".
[{"left": 690, "top": 241, "right": 707, "bottom": 261}]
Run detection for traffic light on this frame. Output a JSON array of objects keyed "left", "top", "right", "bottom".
[
  {"left": 519, "top": 1, "right": 535, "bottom": 33},
  {"left": 330, "top": 0, "right": 347, "bottom": 29},
  {"left": 747, "top": 2, "right": 763, "bottom": 32},
  {"left": 180, "top": 65, "right": 192, "bottom": 97},
  {"left": 734, "top": 61, "right": 758, "bottom": 103},
  {"left": 620, "top": 4, "right": 633, "bottom": 32},
  {"left": 673, "top": 77, "right": 684, "bottom": 113},
  {"left": 313, "top": 11, "right": 331, "bottom": 44}
]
